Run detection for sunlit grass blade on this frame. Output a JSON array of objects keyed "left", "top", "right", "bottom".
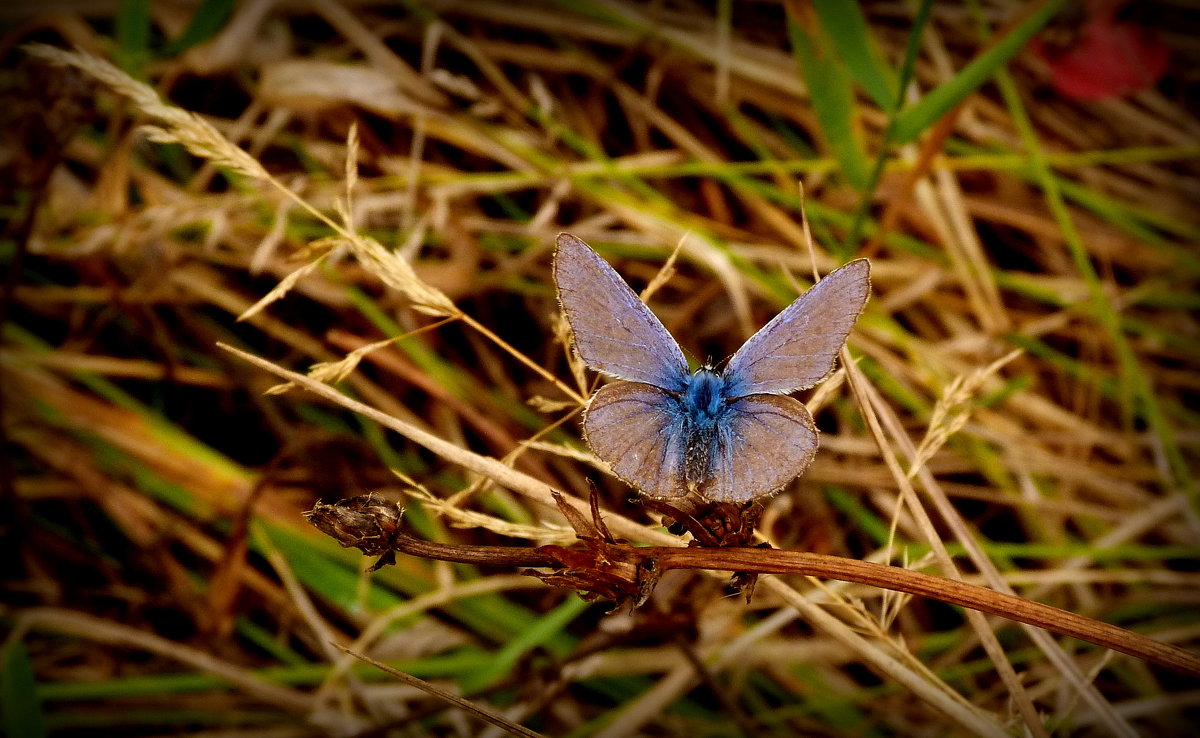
[
  {"left": 787, "top": 11, "right": 871, "bottom": 191},
  {"left": 813, "top": 0, "right": 896, "bottom": 110}
]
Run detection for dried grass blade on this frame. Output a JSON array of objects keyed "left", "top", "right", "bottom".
[
  {"left": 336, "top": 646, "right": 546, "bottom": 738},
  {"left": 848, "top": 354, "right": 1142, "bottom": 737},
  {"left": 842, "top": 348, "right": 1052, "bottom": 738}
]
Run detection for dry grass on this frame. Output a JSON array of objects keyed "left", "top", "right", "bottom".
[{"left": 2, "top": 1, "right": 1199, "bottom": 736}]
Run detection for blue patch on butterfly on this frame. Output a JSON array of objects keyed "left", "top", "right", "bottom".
[{"left": 554, "top": 233, "right": 870, "bottom": 502}]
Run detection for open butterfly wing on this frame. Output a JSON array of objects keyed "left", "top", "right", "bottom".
[
  {"left": 705, "top": 395, "right": 818, "bottom": 503},
  {"left": 723, "top": 259, "right": 870, "bottom": 397},
  {"left": 582, "top": 381, "right": 690, "bottom": 499},
  {"left": 555, "top": 234, "right": 690, "bottom": 391}
]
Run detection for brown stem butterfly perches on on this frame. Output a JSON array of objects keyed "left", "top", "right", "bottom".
[{"left": 306, "top": 493, "right": 1200, "bottom": 678}]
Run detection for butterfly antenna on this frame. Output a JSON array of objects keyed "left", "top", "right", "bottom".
[{"left": 713, "top": 351, "right": 735, "bottom": 372}]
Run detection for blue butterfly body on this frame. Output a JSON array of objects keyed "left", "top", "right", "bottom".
[{"left": 554, "top": 234, "right": 870, "bottom": 502}]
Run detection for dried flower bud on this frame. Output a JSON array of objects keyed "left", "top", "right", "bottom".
[{"left": 304, "top": 495, "right": 405, "bottom": 569}]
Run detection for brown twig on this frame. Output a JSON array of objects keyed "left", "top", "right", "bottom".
[
  {"left": 649, "top": 547, "right": 1200, "bottom": 678},
  {"left": 317, "top": 506, "right": 1200, "bottom": 678}
]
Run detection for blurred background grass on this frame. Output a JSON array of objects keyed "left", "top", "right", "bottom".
[{"left": 2, "top": 0, "right": 1199, "bottom": 735}]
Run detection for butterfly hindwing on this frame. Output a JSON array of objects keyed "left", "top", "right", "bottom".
[
  {"left": 705, "top": 394, "right": 818, "bottom": 502},
  {"left": 582, "top": 381, "right": 690, "bottom": 498},
  {"left": 723, "top": 259, "right": 870, "bottom": 397},
  {"left": 554, "top": 234, "right": 690, "bottom": 391}
]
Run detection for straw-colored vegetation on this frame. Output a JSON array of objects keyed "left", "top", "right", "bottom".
[{"left": 3, "top": 1, "right": 1198, "bottom": 736}]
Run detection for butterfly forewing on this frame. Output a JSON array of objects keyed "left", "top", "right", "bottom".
[
  {"left": 706, "top": 395, "right": 818, "bottom": 502},
  {"left": 723, "top": 259, "right": 870, "bottom": 397},
  {"left": 582, "top": 381, "right": 690, "bottom": 498},
  {"left": 555, "top": 234, "right": 690, "bottom": 391}
]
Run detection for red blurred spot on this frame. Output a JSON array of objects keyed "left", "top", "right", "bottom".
[{"left": 1032, "top": 0, "right": 1169, "bottom": 100}]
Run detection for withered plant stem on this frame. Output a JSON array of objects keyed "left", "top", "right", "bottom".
[{"left": 382, "top": 527, "right": 1200, "bottom": 678}]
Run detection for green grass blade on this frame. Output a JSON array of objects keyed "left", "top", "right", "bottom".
[
  {"left": 2, "top": 643, "right": 47, "bottom": 738},
  {"left": 787, "top": 14, "right": 871, "bottom": 190},
  {"left": 460, "top": 595, "right": 589, "bottom": 693},
  {"left": 162, "top": 0, "right": 237, "bottom": 56},
  {"left": 813, "top": 0, "right": 896, "bottom": 110},
  {"left": 891, "top": 0, "right": 1068, "bottom": 143},
  {"left": 846, "top": 0, "right": 933, "bottom": 248},
  {"left": 115, "top": 0, "right": 152, "bottom": 76}
]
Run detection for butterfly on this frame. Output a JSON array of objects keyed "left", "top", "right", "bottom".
[{"left": 554, "top": 233, "right": 870, "bottom": 502}]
